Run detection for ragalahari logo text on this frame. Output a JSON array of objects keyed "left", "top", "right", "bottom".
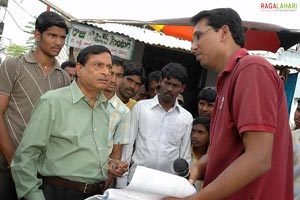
[{"left": 260, "top": 2, "right": 297, "bottom": 11}]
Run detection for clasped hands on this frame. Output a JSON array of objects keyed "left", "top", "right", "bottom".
[{"left": 107, "top": 159, "right": 128, "bottom": 177}]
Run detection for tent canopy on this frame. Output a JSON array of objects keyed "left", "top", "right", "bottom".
[{"left": 40, "top": 0, "right": 300, "bottom": 53}]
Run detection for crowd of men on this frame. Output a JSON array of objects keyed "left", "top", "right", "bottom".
[{"left": 0, "top": 7, "right": 299, "bottom": 200}]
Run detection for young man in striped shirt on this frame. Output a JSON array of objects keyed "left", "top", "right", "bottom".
[{"left": 0, "top": 11, "right": 70, "bottom": 199}]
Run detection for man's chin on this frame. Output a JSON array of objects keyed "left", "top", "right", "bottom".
[
  {"left": 108, "top": 87, "right": 115, "bottom": 91},
  {"left": 199, "top": 60, "right": 209, "bottom": 68},
  {"left": 105, "top": 88, "right": 114, "bottom": 93}
]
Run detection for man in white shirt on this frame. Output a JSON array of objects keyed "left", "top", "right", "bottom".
[
  {"left": 292, "top": 99, "right": 300, "bottom": 200},
  {"left": 118, "top": 62, "right": 193, "bottom": 187}
]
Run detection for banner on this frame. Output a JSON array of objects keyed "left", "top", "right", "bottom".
[{"left": 67, "top": 22, "right": 135, "bottom": 60}]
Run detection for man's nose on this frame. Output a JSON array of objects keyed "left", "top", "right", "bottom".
[
  {"left": 202, "top": 104, "right": 209, "bottom": 111},
  {"left": 102, "top": 67, "right": 111, "bottom": 76},
  {"left": 110, "top": 74, "right": 117, "bottom": 82},
  {"left": 54, "top": 37, "right": 65, "bottom": 46},
  {"left": 191, "top": 41, "right": 198, "bottom": 53}
]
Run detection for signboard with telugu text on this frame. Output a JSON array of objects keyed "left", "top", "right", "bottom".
[{"left": 66, "top": 22, "right": 135, "bottom": 60}]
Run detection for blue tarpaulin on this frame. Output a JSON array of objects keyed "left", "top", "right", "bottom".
[{"left": 285, "top": 72, "right": 299, "bottom": 114}]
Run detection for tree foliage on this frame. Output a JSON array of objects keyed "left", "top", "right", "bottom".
[
  {"left": 6, "top": 44, "right": 28, "bottom": 57},
  {"left": 4, "top": 18, "right": 36, "bottom": 57},
  {"left": 25, "top": 21, "right": 36, "bottom": 50}
]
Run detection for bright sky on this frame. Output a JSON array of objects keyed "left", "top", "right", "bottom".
[{"left": 1, "top": 0, "right": 300, "bottom": 46}]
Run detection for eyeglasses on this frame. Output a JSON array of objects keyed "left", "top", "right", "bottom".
[
  {"left": 83, "top": 62, "right": 113, "bottom": 72},
  {"left": 192, "top": 27, "right": 214, "bottom": 42}
]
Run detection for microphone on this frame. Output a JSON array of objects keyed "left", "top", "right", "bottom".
[{"left": 173, "top": 158, "right": 190, "bottom": 179}]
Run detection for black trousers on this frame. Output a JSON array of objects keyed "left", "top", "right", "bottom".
[
  {"left": 42, "top": 182, "right": 99, "bottom": 200},
  {"left": 0, "top": 157, "right": 18, "bottom": 200}
]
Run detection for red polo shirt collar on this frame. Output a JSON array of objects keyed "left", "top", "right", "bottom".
[{"left": 223, "top": 48, "right": 248, "bottom": 73}]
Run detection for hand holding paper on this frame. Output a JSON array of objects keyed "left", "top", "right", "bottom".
[{"left": 86, "top": 166, "right": 197, "bottom": 200}]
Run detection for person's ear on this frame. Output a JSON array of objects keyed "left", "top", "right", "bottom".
[
  {"left": 220, "top": 25, "right": 230, "bottom": 42},
  {"left": 180, "top": 84, "right": 186, "bottom": 93},
  {"left": 34, "top": 29, "right": 41, "bottom": 42},
  {"left": 76, "top": 63, "right": 82, "bottom": 78}
]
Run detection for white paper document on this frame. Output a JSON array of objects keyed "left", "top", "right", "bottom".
[{"left": 86, "top": 165, "right": 197, "bottom": 200}]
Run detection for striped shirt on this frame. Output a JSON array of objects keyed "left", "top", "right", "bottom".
[
  {"left": 107, "top": 93, "right": 130, "bottom": 153},
  {"left": 0, "top": 51, "right": 70, "bottom": 149}
]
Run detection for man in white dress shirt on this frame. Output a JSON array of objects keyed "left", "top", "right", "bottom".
[
  {"left": 292, "top": 99, "right": 300, "bottom": 200},
  {"left": 118, "top": 62, "right": 193, "bottom": 187}
]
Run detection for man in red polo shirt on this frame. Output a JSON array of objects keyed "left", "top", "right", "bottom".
[{"left": 163, "top": 8, "right": 293, "bottom": 200}]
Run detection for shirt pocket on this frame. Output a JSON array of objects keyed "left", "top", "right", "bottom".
[{"left": 164, "top": 121, "right": 184, "bottom": 146}]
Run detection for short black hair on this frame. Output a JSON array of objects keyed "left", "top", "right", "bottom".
[
  {"left": 160, "top": 62, "right": 188, "bottom": 85},
  {"left": 61, "top": 61, "right": 76, "bottom": 70},
  {"left": 148, "top": 70, "right": 161, "bottom": 83},
  {"left": 123, "top": 61, "right": 146, "bottom": 84},
  {"left": 77, "top": 45, "right": 111, "bottom": 65},
  {"left": 112, "top": 55, "right": 124, "bottom": 67},
  {"left": 146, "top": 70, "right": 161, "bottom": 90},
  {"left": 35, "top": 11, "right": 69, "bottom": 34},
  {"left": 191, "top": 8, "right": 245, "bottom": 47},
  {"left": 193, "top": 115, "right": 211, "bottom": 133},
  {"left": 197, "top": 86, "right": 217, "bottom": 103}
]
